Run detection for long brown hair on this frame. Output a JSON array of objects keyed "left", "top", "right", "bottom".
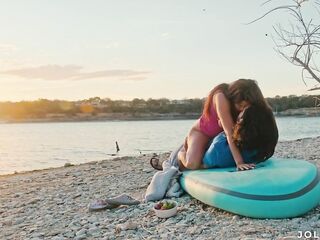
[
  {"left": 233, "top": 105, "right": 279, "bottom": 162},
  {"left": 203, "top": 79, "right": 270, "bottom": 121}
]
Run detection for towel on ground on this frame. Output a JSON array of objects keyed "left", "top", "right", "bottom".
[{"left": 144, "top": 144, "right": 184, "bottom": 202}]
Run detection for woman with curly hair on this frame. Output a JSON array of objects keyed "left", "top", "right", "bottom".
[
  {"left": 177, "top": 79, "right": 275, "bottom": 171},
  {"left": 201, "top": 105, "right": 278, "bottom": 169}
]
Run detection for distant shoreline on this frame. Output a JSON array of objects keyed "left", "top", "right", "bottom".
[
  {"left": 274, "top": 107, "right": 320, "bottom": 117},
  {"left": 1, "top": 113, "right": 201, "bottom": 124},
  {"left": 1, "top": 107, "right": 320, "bottom": 124}
]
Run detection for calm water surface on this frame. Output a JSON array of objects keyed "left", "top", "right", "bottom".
[{"left": 0, "top": 116, "right": 319, "bottom": 175}]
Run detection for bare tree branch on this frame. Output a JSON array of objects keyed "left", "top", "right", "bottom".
[
  {"left": 249, "top": 0, "right": 320, "bottom": 88},
  {"left": 246, "top": 5, "right": 299, "bottom": 25},
  {"left": 308, "top": 86, "right": 320, "bottom": 90}
]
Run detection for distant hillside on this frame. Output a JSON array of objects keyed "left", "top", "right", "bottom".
[
  {"left": 0, "top": 94, "right": 319, "bottom": 122},
  {"left": 275, "top": 107, "right": 320, "bottom": 116}
]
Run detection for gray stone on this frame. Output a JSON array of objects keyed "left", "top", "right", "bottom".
[
  {"left": 116, "top": 222, "right": 138, "bottom": 231},
  {"left": 74, "top": 235, "right": 87, "bottom": 240},
  {"left": 232, "top": 215, "right": 240, "bottom": 221},
  {"left": 63, "top": 231, "right": 75, "bottom": 238},
  {"left": 13, "top": 218, "right": 25, "bottom": 225},
  {"left": 64, "top": 163, "right": 74, "bottom": 167},
  {"left": 88, "top": 226, "right": 100, "bottom": 236},
  {"left": 87, "top": 216, "right": 98, "bottom": 223},
  {"left": 75, "top": 229, "right": 86, "bottom": 236},
  {"left": 52, "top": 236, "right": 66, "bottom": 240},
  {"left": 261, "top": 233, "right": 273, "bottom": 238},
  {"left": 27, "top": 198, "right": 40, "bottom": 205}
]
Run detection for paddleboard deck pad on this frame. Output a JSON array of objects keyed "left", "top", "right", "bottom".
[{"left": 180, "top": 158, "right": 320, "bottom": 218}]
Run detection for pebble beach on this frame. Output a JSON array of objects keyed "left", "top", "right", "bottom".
[{"left": 1, "top": 137, "right": 320, "bottom": 240}]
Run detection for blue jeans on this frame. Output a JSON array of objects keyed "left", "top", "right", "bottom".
[{"left": 203, "top": 132, "right": 257, "bottom": 168}]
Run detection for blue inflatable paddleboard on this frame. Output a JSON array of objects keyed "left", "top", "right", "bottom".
[{"left": 180, "top": 158, "right": 320, "bottom": 218}]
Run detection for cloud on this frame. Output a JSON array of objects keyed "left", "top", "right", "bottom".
[
  {"left": 0, "top": 65, "right": 83, "bottom": 80},
  {"left": 0, "top": 44, "right": 18, "bottom": 52},
  {"left": 104, "top": 42, "right": 120, "bottom": 49},
  {"left": 161, "top": 32, "right": 172, "bottom": 40},
  {"left": 161, "top": 33, "right": 170, "bottom": 37},
  {"left": 0, "top": 64, "right": 150, "bottom": 81},
  {"left": 73, "top": 69, "right": 150, "bottom": 81}
]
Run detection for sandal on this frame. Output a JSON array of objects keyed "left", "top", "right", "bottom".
[
  {"left": 150, "top": 156, "right": 163, "bottom": 171},
  {"left": 88, "top": 199, "right": 118, "bottom": 212},
  {"left": 106, "top": 194, "right": 140, "bottom": 206}
]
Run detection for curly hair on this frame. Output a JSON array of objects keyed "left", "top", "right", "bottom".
[{"left": 232, "top": 105, "right": 279, "bottom": 162}]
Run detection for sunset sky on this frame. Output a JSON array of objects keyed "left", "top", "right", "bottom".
[{"left": 0, "top": 0, "right": 318, "bottom": 101}]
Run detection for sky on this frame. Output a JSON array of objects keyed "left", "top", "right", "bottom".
[{"left": 0, "top": 0, "right": 319, "bottom": 101}]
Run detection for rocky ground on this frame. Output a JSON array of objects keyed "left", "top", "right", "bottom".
[{"left": 0, "top": 137, "right": 320, "bottom": 240}]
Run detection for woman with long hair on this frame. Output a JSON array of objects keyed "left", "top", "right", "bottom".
[{"left": 177, "top": 79, "right": 273, "bottom": 171}]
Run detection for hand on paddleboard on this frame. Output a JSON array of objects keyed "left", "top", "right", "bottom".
[{"left": 237, "top": 163, "right": 256, "bottom": 171}]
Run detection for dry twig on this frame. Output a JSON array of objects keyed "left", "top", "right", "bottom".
[{"left": 249, "top": 0, "right": 320, "bottom": 90}]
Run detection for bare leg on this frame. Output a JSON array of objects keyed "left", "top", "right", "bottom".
[
  {"left": 178, "top": 128, "right": 209, "bottom": 170},
  {"left": 177, "top": 137, "right": 189, "bottom": 171},
  {"left": 177, "top": 148, "right": 188, "bottom": 171}
]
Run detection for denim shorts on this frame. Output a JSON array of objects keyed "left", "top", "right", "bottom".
[{"left": 202, "top": 132, "right": 257, "bottom": 168}]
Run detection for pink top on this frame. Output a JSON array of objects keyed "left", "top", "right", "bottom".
[{"left": 199, "top": 106, "right": 223, "bottom": 137}]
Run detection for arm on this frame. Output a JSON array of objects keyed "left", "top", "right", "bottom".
[{"left": 214, "top": 93, "right": 255, "bottom": 170}]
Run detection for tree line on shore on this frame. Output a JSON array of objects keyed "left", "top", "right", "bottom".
[{"left": 0, "top": 95, "right": 319, "bottom": 120}]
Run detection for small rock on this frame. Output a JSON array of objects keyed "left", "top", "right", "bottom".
[
  {"left": 14, "top": 193, "right": 21, "bottom": 198},
  {"left": 88, "top": 227, "right": 100, "bottom": 236},
  {"left": 75, "top": 229, "right": 86, "bottom": 236},
  {"left": 48, "top": 229, "right": 62, "bottom": 236},
  {"left": 64, "top": 163, "right": 74, "bottom": 167},
  {"left": 14, "top": 218, "right": 25, "bottom": 225},
  {"left": 186, "top": 226, "right": 200, "bottom": 235},
  {"left": 73, "top": 172, "right": 82, "bottom": 177},
  {"left": 27, "top": 198, "right": 40, "bottom": 205},
  {"left": 87, "top": 216, "right": 98, "bottom": 223},
  {"left": 31, "top": 232, "right": 45, "bottom": 238},
  {"left": 115, "top": 222, "right": 138, "bottom": 232},
  {"left": 72, "top": 193, "right": 82, "bottom": 199},
  {"left": 243, "top": 227, "right": 259, "bottom": 235},
  {"left": 3, "top": 220, "right": 13, "bottom": 226},
  {"left": 52, "top": 236, "right": 66, "bottom": 240},
  {"left": 160, "top": 233, "right": 170, "bottom": 239},
  {"left": 232, "top": 215, "right": 240, "bottom": 221},
  {"left": 63, "top": 231, "right": 75, "bottom": 238},
  {"left": 261, "top": 233, "right": 272, "bottom": 238},
  {"left": 291, "top": 217, "right": 302, "bottom": 225},
  {"left": 74, "top": 235, "right": 87, "bottom": 240},
  {"left": 56, "top": 200, "right": 65, "bottom": 205},
  {"left": 278, "top": 236, "right": 298, "bottom": 240},
  {"left": 29, "top": 227, "right": 38, "bottom": 233}
]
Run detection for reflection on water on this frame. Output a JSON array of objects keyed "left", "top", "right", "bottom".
[{"left": 0, "top": 116, "right": 319, "bottom": 175}]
